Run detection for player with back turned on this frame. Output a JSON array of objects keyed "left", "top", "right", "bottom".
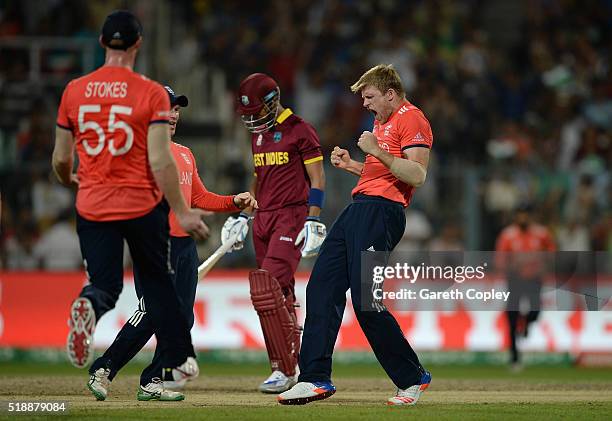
[
  {"left": 279, "top": 64, "right": 433, "bottom": 406},
  {"left": 221, "top": 73, "right": 326, "bottom": 393},
  {"left": 52, "top": 10, "right": 207, "bottom": 401}
]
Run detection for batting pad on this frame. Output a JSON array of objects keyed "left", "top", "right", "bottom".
[{"left": 249, "top": 270, "right": 299, "bottom": 376}]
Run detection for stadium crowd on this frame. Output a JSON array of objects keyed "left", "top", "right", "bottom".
[{"left": 0, "top": 0, "right": 610, "bottom": 270}]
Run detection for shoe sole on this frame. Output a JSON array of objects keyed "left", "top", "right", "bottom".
[
  {"left": 87, "top": 383, "right": 106, "bottom": 401},
  {"left": 278, "top": 389, "right": 335, "bottom": 405},
  {"left": 259, "top": 381, "right": 297, "bottom": 394},
  {"left": 137, "top": 393, "right": 185, "bottom": 402},
  {"left": 260, "top": 387, "right": 288, "bottom": 394},
  {"left": 67, "top": 298, "right": 96, "bottom": 369}
]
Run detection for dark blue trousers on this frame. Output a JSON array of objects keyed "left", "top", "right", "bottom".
[
  {"left": 90, "top": 236, "right": 199, "bottom": 385},
  {"left": 77, "top": 201, "right": 195, "bottom": 370},
  {"left": 298, "top": 195, "right": 424, "bottom": 389}
]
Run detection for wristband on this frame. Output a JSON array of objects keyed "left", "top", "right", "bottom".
[
  {"left": 306, "top": 216, "right": 321, "bottom": 222},
  {"left": 308, "top": 188, "right": 325, "bottom": 209},
  {"left": 239, "top": 212, "right": 250, "bottom": 219}
]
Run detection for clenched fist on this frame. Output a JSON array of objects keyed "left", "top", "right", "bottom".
[
  {"left": 356, "top": 131, "right": 380, "bottom": 156},
  {"left": 331, "top": 146, "right": 351, "bottom": 169}
]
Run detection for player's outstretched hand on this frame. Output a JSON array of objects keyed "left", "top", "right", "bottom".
[
  {"left": 295, "top": 217, "right": 327, "bottom": 258},
  {"left": 178, "top": 208, "right": 210, "bottom": 241},
  {"left": 233, "top": 192, "right": 258, "bottom": 209},
  {"left": 221, "top": 213, "right": 251, "bottom": 252},
  {"left": 331, "top": 146, "right": 351, "bottom": 169}
]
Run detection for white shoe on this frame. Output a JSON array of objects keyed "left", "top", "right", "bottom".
[
  {"left": 277, "top": 381, "right": 336, "bottom": 405},
  {"left": 87, "top": 368, "right": 110, "bottom": 401},
  {"left": 387, "top": 371, "right": 432, "bottom": 406},
  {"left": 164, "top": 356, "right": 199, "bottom": 390},
  {"left": 258, "top": 370, "right": 297, "bottom": 393},
  {"left": 137, "top": 378, "right": 184, "bottom": 401}
]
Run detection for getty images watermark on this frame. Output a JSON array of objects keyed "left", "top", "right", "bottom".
[
  {"left": 371, "top": 262, "right": 510, "bottom": 303},
  {"left": 360, "top": 251, "right": 611, "bottom": 312}
]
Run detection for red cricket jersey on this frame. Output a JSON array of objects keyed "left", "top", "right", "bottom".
[
  {"left": 251, "top": 109, "right": 322, "bottom": 211},
  {"left": 352, "top": 100, "right": 433, "bottom": 207},
  {"left": 56, "top": 66, "right": 171, "bottom": 221},
  {"left": 495, "top": 224, "right": 556, "bottom": 278},
  {"left": 169, "top": 142, "right": 238, "bottom": 237}
]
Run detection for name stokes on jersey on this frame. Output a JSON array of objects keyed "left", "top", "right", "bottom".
[
  {"left": 85, "top": 81, "right": 128, "bottom": 98},
  {"left": 253, "top": 151, "right": 290, "bottom": 167}
]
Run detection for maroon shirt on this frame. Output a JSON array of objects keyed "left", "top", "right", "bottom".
[{"left": 252, "top": 109, "right": 322, "bottom": 211}]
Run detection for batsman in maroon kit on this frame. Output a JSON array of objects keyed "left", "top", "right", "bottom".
[{"left": 222, "top": 73, "right": 326, "bottom": 393}]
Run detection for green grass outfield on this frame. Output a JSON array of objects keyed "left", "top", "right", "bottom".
[
  {"left": 3, "top": 359, "right": 612, "bottom": 381},
  {"left": 1, "top": 360, "right": 611, "bottom": 420}
]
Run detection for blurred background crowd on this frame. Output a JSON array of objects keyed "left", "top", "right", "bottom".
[{"left": 0, "top": 0, "right": 610, "bottom": 271}]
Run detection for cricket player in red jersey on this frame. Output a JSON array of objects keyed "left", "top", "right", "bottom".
[
  {"left": 495, "top": 204, "right": 556, "bottom": 371},
  {"left": 52, "top": 10, "right": 208, "bottom": 401},
  {"left": 86, "top": 86, "right": 257, "bottom": 401},
  {"left": 222, "top": 73, "right": 326, "bottom": 393},
  {"left": 279, "top": 65, "right": 432, "bottom": 405}
]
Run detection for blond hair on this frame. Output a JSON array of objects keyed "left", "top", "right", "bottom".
[{"left": 350, "top": 64, "right": 405, "bottom": 97}]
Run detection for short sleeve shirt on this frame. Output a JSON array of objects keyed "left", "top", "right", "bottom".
[
  {"left": 352, "top": 101, "right": 433, "bottom": 207},
  {"left": 251, "top": 109, "right": 323, "bottom": 211},
  {"left": 56, "top": 66, "right": 170, "bottom": 221}
]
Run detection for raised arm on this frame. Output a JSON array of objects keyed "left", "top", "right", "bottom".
[
  {"left": 357, "top": 131, "right": 429, "bottom": 187},
  {"left": 191, "top": 165, "right": 256, "bottom": 212}
]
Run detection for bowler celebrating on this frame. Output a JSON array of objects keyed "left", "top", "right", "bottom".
[{"left": 279, "top": 64, "right": 433, "bottom": 406}]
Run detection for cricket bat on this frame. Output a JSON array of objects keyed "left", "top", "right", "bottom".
[{"left": 197, "top": 233, "right": 239, "bottom": 280}]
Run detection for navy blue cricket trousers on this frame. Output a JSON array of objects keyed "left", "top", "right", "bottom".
[
  {"left": 77, "top": 200, "right": 195, "bottom": 371},
  {"left": 298, "top": 194, "right": 424, "bottom": 389},
  {"left": 90, "top": 236, "right": 199, "bottom": 385}
]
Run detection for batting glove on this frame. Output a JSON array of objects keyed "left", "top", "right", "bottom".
[
  {"left": 221, "top": 213, "right": 251, "bottom": 252},
  {"left": 295, "top": 216, "right": 327, "bottom": 258}
]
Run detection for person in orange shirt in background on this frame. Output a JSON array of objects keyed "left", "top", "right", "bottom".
[
  {"left": 279, "top": 64, "right": 432, "bottom": 406},
  {"left": 495, "top": 203, "right": 556, "bottom": 370},
  {"left": 86, "top": 86, "right": 256, "bottom": 401},
  {"left": 53, "top": 10, "right": 208, "bottom": 402}
]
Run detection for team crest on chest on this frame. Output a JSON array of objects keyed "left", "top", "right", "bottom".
[
  {"left": 384, "top": 124, "right": 392, "bottom": 137},
  {"left": 180, "top": 152, "right": 191, "bottom": 165},
  {"left": 256, "top": 134, "right": 263, "bottom": 146},
  {"left": 273, "top": 132, "right": 282, "bottom": 143}
]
